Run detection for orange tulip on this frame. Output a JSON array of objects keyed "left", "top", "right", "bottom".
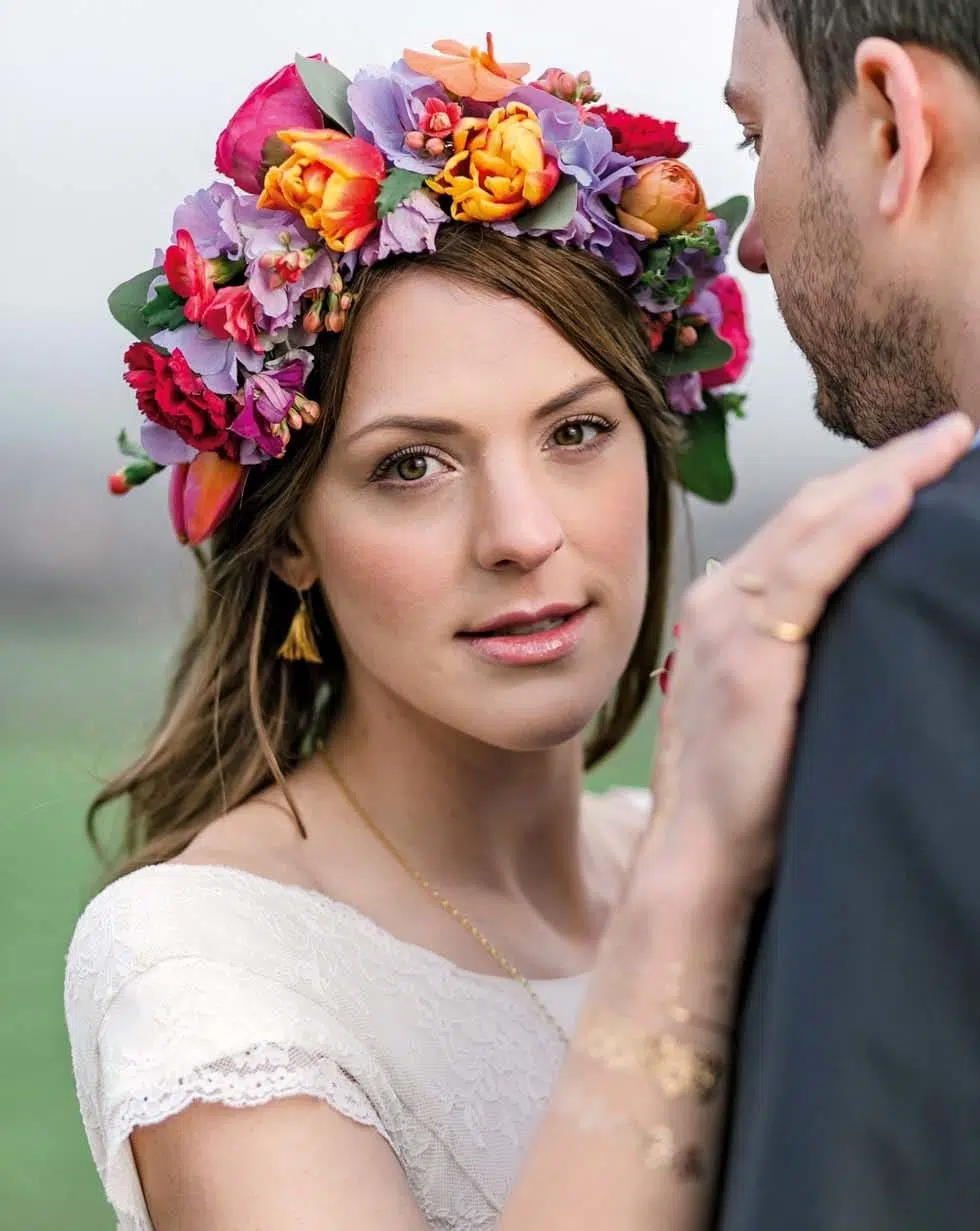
[
  {"left": 428, "top": 102, "right": 560, "bottom": 223},
  {"left": 403, "top": 34, "right": 529, "bottom": 103},
  {"left": 169, "top": 452, "right": 245, "bottom": 545},
  {"left": 259, "top": 128, "right": 386, "bottom": 253},
  {"left": 617, "top": 159, "right": 708, "bottom": 242}
]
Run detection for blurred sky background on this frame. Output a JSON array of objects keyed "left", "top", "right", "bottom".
[{"left": 0, "top": 0, "right": 863, "bottom": 1224}]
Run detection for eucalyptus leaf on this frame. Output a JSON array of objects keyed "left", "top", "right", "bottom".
[
  {"left": 108, "top": 267, "right": 163, "bottom": 341},
  {"left": 654, "top": 326, "right": 734, "bottom": 378},
  {"left": 675, "top": 396, "right": 736, "bottom": 503},
  {"left": 709, "top": 194, "right": 750, "bottom": 236},
  {"left": 295, "top": 55, "right": 354, "bottom": 135},
  {"left": 514, "top": 176, "right": 578, "bottom": 233},
  {"left": 376, "top": 170, "right": 429, "bottom": 219}
]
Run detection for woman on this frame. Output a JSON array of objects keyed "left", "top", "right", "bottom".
[{"left": 65, "top": 36, "right": 975, "bottom": 1230}]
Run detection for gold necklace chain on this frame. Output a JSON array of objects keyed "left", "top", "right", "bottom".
[{"left": 321, "top": 752, "right": 571, "bottom": 1047}]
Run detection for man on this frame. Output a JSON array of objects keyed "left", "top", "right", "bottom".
[{"left": 714, "top": 3, "right": 980, "bottom": 1228}]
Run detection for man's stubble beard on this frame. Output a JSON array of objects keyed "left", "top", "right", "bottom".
[{"left": 776, "top": 171, "right": 954, "bottom": 447}]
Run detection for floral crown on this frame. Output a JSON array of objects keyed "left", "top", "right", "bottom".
[{"left": 108, "top": 35, "right": 751, "bottom": 545}]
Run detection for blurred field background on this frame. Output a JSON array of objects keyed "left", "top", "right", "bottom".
[
  {"left": 0, "top": 606, "right": 661, "bottom": 1230},
  {"left": 0, "top": 0, "right": 864, "bottom": 1225}
]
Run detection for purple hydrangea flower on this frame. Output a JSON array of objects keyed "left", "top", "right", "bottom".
[
  {"left": 171, "top": 183, "right": 239, "bottom": 258},
  {"left": 250, "top": 248, "right": 336, "bottom": 333},
  {"left": 348, "top": 60, "right": 449, "bottom": 174},
  {"left": 666, "top": 372, "right": 705, "bottom": 414},
  {"left": 151, "top": 323, "right": 265, "bottom": 395},
  {"left": 216, "top": 192, "right": 317, "bottom": 260},
  {"left": 231, "top": 353, "right": 314, "bottom": 463},
  {"left": 685, "top": 284, "right": 724, "bottom": 333},
  {"left": 360, "top": 190, "right": 446, "bottom": 265},
  {"left": 140, "top": 421, "right": 197, "bottom": 465}
]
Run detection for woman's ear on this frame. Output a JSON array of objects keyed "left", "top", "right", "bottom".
[{"left": 269, "top": 524, "right": 319, "bottom": 593}]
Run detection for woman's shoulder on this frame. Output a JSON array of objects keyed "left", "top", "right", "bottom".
[{"left": 64, "top": 857, "right": 336, "bottom": 1023}]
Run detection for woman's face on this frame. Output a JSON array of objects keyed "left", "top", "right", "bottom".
[{"left": 297, "top": 271, "right": 651, "bottom": 753}]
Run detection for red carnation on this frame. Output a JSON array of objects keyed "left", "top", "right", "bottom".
[
  {"left": 123, "top": 343, "right": 237, "bottom": 455},
  {"left": 591, "top": 105, "right": 690, "bottom": 161},
  {"left": 701, "top": 276, "right": 751, "bottom": 390}
]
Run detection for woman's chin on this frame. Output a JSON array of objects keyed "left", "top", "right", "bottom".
[{"left": 455, "top": 692, "right": 611, "bottom": 756}]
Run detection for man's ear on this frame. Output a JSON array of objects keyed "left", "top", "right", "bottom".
[
  {"left": 854, "top": 38, "right": 932, "bottom": 221},
  {"left": 269, "top": 524, "right": 319, "bottom": 593}
]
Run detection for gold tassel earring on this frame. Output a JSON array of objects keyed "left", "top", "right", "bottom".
[{"left": 277, "top": 588, "right": 323, "bottom": 664}]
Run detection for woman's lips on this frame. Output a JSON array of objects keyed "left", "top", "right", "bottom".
[{"left": 458, "top": 606, "right": 590, "bottom": 666}]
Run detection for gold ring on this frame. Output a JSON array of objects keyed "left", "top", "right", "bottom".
[
  {"left": 735, "top": 572, "right": 810, "bottom": 644},
  {"left": 750, "top": 614, "right": 809, "bottom": 644}
]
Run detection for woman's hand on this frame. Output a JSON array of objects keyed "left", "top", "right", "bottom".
[{"left": 646, "top": 411, "right": 975, "bottom": 901}]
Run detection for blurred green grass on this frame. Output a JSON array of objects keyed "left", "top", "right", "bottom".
[{"left": 0, "top": 621, "right": 656, "bottom": 1230}]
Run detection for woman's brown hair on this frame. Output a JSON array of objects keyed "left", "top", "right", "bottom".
[{"left": 89, "top": 224, "right": 679, "bottom": 877}]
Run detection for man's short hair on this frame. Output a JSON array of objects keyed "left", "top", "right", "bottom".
[{"left": 757, "top": 0, "right": 980, "bottom": 145}]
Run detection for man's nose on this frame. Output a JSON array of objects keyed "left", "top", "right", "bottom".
[{"left": 738, "top": 211, "right": 769, "bottom": 275}]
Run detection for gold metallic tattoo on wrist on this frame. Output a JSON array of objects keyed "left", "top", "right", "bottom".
[
  {"left": 574, "top": 1010, "right": 726, "bottom": 1104},
  {"left": 554, "top": 1082, "right": 707, "bottom": 1182}
]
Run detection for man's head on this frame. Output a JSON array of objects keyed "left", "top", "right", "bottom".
[{"left": 728, "top": 1, "right": 980, "bottom": 444}]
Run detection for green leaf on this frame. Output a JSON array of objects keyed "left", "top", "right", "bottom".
[
  {"left": 514, "top": 175, "right": 578, "bottom": 233},
  {"left": 141, "top": 285, "right": 187, "bottom": 332},
  {"left": 709, "top": 194, "right": 750, "bottom": 236},
  {"left": 295, "top": 55, "right": 354, "bottom": 135},
  {"left": 376, "top": 170, "right": 429, "bottom": 219},
  {"left": 654, "top": 325, "right": 734, "bottom": 377},
  {"left": 116, "top": 429, "right": 150, "bottom": 461},
  {"left": 108, "top": 267, "right": 163, "bottom": 341},
  {"left": 676, "top": 395, "right": 736, "bottom": 503}
]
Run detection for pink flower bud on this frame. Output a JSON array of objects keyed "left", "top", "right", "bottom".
[
  {"left": 424, "top": 136, "right": 445, "bottom": 157},
  {"left": 258, "top": 252, "right": 279, "bottom": 271},
  {"left": 404, "top": 130, "right": 426, "bottom": 152},
  {"left": 295, "top": 394, "right": 321, "bottom": 423},
  {"left": 579, "top": 85, "right": 595, "bottom": 103},
  {"left": 577, "top": 71, "right": 592, "bottom": 85},
  {"left": 288, "top": 407, "right": 304, "bottom": 430},
  {"left": 678, "top": 325, "right": 699, "bottom": 348},
  {"left": 108, "top": 470, "right": 131, "bottom": 496},
  {"left": 326, "top": 310, "right": 345, "bottom": 332},
  {"left": 329, "top": 271, "right": 344, "bottom": 296},
  {"left": 558, "top": 72, "right": 577, "bottom": 98},
  {"left": 339, "top": 292, "right": 353, "bottom": 311},
  {"left": 302, "top": 307, "right": 322, "bottom": 334}
]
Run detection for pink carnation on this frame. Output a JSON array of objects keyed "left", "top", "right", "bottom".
[
  {"left": 199, "top": 285, "right": 261, "bottom": 352},
  {"left": 701, "top": 276, "right": 751, "bottom": 390}
]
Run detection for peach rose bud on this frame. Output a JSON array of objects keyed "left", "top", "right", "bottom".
[{"left": 617, "top": 159, "right": 708, "bottom": 241}]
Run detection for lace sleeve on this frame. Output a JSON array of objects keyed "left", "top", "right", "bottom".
[{"left": 65, "top": 878, "right": 393, "bottom": 1226}]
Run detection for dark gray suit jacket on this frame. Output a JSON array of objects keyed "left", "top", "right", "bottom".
[{"left": 715, "top": 445, "right": 980, "bottom": 1230}]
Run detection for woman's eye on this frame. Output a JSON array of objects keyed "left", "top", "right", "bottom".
[
  {"left": 372, "top": 447, "right": 450, "bottom": 484},
  {"left": 394, "top": 454, "right": 432, "bottom": 482},
  {"left": 551, "top": 419, "right": 608, "bottom": 448}
]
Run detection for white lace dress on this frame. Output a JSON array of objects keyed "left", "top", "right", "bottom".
[{"left": 64, "top": 860, "right": 601, "bottom": 1229}]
